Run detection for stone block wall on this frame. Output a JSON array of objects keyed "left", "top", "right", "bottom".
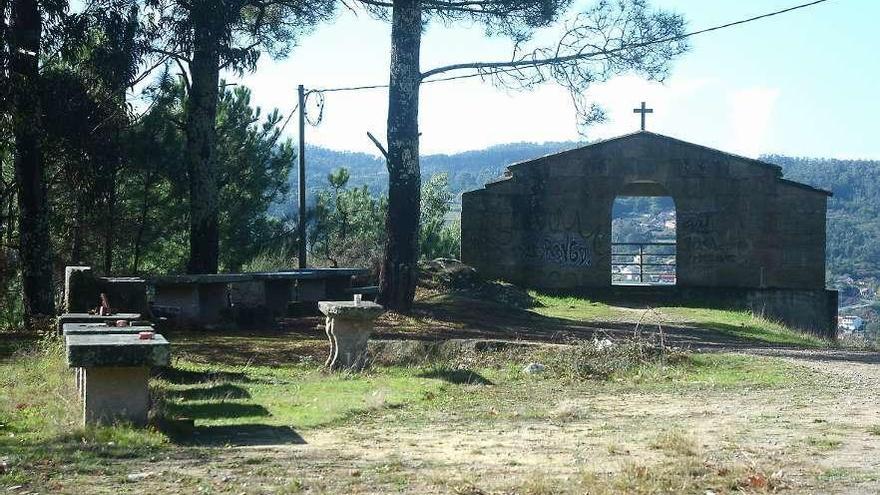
[{"left": 461, "top": 132, "right": 834, "bottom": 334}]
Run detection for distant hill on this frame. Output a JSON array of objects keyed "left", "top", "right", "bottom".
[
  {"left": 280, "top": 141, "right": 583, "bottom": 203},
  {"left": 762, "top": 155, "right": 880, "bottom": 283},
  {"left": 275, "top": 143, "right": 879, "bottom": 284}
]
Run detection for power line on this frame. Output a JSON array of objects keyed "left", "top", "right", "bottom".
[{"left": 307, "top": 0, "right": 831, "bottom": 94}]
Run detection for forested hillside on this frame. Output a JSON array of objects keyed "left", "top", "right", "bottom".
[
  {"left": 763, "top": 155, "right": 880, "bottom": 283},
  {"left": 285, "top": 145, "right": 880, "bottom": 285},
  {"left": 277, "top": 141, "right": 581, "bottom": 210}
]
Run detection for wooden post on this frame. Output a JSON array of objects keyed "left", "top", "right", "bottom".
[{"left": 298, "top": 85, "right": 307, "bottom": 269}]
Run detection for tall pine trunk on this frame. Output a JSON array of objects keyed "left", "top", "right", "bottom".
[
  {"left": 132, "top": 167, "right": 154, "bottom": 274},
  {"left": 185, "top": 14, "right": 220, "bottom": 274},
  {"left": 377, "top": 0, "right": 421, "bottom": 311},
  {"left": 0, "top": 0, "right": 7, "bottom": 245},
  {"left": 103, "top": 112, "right": 122, "bottom": 274},
  {"left": 9, "top": 0, "right": 54, "bottom": 322},
  {"left": 102, "top": 166, "right": 116, "bottom": 273}
]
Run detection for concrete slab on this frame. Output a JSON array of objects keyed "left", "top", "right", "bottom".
[
  {"left": 318, "top": 301, "right": 384, "bottom": 319},
  {"left": 62, "top": 323, "right": 155, "bottom": 335},
  {"left": 57, "top": 312, "right": 143, "bottom": 333},
  {"left": 65, "top": 333, "right": 170, "bottom": 368}
]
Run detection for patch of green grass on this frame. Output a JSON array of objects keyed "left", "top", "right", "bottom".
[
  {"left": 158, "top": 360, "right": 448, "bottom": 429},
  {"left": 0, "top": 338, "right": 167, "bottom": 486},
  {"left": 805, "top": 434, "right": 843, "bottom": 450},
  {"left": 465, "top": 458, "right": 788, "bottom": 495},
  {"left": 868, "top": 425, "right": 880, "bottom": 436},
  {"left": 529, "top": 292, "right": 827, "bottom": 348},
  {"left": 529, "top": 292, "right": 623, "bottom": 320},
  {"left": 0, "top": 330, "right": 814, "bottom": 492},
  {"left": 620, "top": 353, "right": 799, "bottom": 390},
  {"left": 663, "top": 307, "right": 828, "bottom": 347},
  {"left": 817, "top": 467, "right": 880, "bottom": 483},
  {"left": 648, "top": 430, "right": 698, "bottom": 457}
]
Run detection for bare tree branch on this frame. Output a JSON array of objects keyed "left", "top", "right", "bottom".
[{"left": 366, "top": 131, "right": 388, "bottom": 160}]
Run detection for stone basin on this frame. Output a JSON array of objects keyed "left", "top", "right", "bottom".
[{"left": 318, "top": 301, "right": 384, "bottom": 371}]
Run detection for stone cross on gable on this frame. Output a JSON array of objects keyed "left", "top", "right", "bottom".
[{"left": 633, "top": 102, "right": 653, "bottom": 131}]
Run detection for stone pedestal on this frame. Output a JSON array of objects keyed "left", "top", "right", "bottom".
[
  {"left": 66, "top": 332, "right": 170, "bottom": 426},
  {"left": 318, "top": 301, "right": 383, "bottom": 371},
  {"left": 83, "top": 367, "right": 151, "bottom": 425}
]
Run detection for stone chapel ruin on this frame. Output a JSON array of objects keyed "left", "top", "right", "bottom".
[{"left": 461, "top": 131, "right": 837, "bottom": 337}]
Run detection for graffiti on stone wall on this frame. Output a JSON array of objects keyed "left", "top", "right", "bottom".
[
  {"left": 678, "top": 210, "right": 752, "bottom": 265},
  {"left": 523, "top": 232, "right": 593, "bottom": 267},
  {"left": 678, "top": 211, "right": 711, "bottom": 231},
  {"left": 679, "top": 157, "right": 727, "bottom": 177}
]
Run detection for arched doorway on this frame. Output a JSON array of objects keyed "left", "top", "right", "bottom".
[{"left": 611, "top": 182, "right": 676, "bottom": 286}]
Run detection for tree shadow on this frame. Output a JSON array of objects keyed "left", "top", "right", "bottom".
[
  {"left": 420, "top": 368, "right": 493, "bottom": 385},
  {"left": 0, "top": 334, "right": 37, "bottom": 361},
  {"left": 169, "top": 401, "right": 270, "bottom": 420},
  {"left": 184, "top": 424, "right": 306, "bottom": 447},
  {"left": 744, "top": 348, "right": 880, "bottom": 365},
  {"left": 166, "top": 383, "right": 251, "bottom": 401},
  {"left": 155, "top": 366, "right": 258, "bottom": 385},
  {"left": 376, "top": 293, "right": 821, "bottom": 353}
]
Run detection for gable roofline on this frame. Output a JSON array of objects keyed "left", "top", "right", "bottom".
[
  {"left": 778, "top": 178, "right": 833, "bottom": 197},
  {"left": 501, "top": 131, "right": 832, "bottom": 196}
]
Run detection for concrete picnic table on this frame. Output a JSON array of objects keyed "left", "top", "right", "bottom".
[
  {"left": 56, "top": 312, "right": 143, "bottom": 333},
  {"left": 148, "top": 268, "right": 369, "bottom": 325},
  {"left": 62, "top": 322, "right": 155, "bottom": 335},
  {"left": 65, "top": 332, "right": 170, "bottom": 425}
]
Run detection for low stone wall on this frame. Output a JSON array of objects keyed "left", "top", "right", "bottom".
[{"left": 571, "top": 286, "right": 838, "bottom": 339}]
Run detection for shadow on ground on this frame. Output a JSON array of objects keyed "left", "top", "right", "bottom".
[
  {"left": 0, "top": 333, "right": 37, "bottom": 361},
  {"left": 184, "top": 424, "right": 306, "bottom": 447},
  {"left": 162, "top": 291, "right": 879, "bottom": 367},
  {"left": 419, "top": 368, "right": 493, "bottom": 385},
  {"left": 166, "top": 383, "right": 252, "bottom": 401},
  {"left": 379, "top": 293, "right": 759, "bottom": 351},
  {"left": 156, "top": 366, "right": 260, "bottom": 384}
]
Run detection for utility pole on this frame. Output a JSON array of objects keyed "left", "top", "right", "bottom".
[{"left": 297, "top": 84, "right": 307, "bottom": 269}]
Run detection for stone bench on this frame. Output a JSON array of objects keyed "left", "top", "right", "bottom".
[
  {"left": 318, "top": 301, "right": 384, "bottom": 371},
  {"left": 65, "top": 331, "right": 170, "bottom": 426},
  {"left": 345, "top": 285, "right": 380, "bottom": 297}
]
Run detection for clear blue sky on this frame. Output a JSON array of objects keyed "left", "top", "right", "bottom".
[{"left": 228, "top": 0, "right": 876, "bottom": 158}]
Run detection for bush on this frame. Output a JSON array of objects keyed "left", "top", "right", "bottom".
[{"left": 555, "top": 337, "right": 686, "bottom": 380}]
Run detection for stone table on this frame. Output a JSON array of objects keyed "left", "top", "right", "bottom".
[
  {"left": 57, "top": 312, "right": 143, "bottom": 333},
  {"left": 65, "top": 332, "right": 170, "bottom": 425},
  {"left": 318, "top": 301, "right": 384, "bottom": 371},
  {"left": 149, "top": 268, "right": 368, "bottom": 327},
  {"left": 62, "top": 323, "right": 155, "bottom": 335},
  {"left": 63, "top": 323, "right": 157, "bottom": 401}
]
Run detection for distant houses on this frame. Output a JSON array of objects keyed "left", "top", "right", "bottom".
[{"left": 838, "top": 315, "right": 865, "bottom": 335}]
